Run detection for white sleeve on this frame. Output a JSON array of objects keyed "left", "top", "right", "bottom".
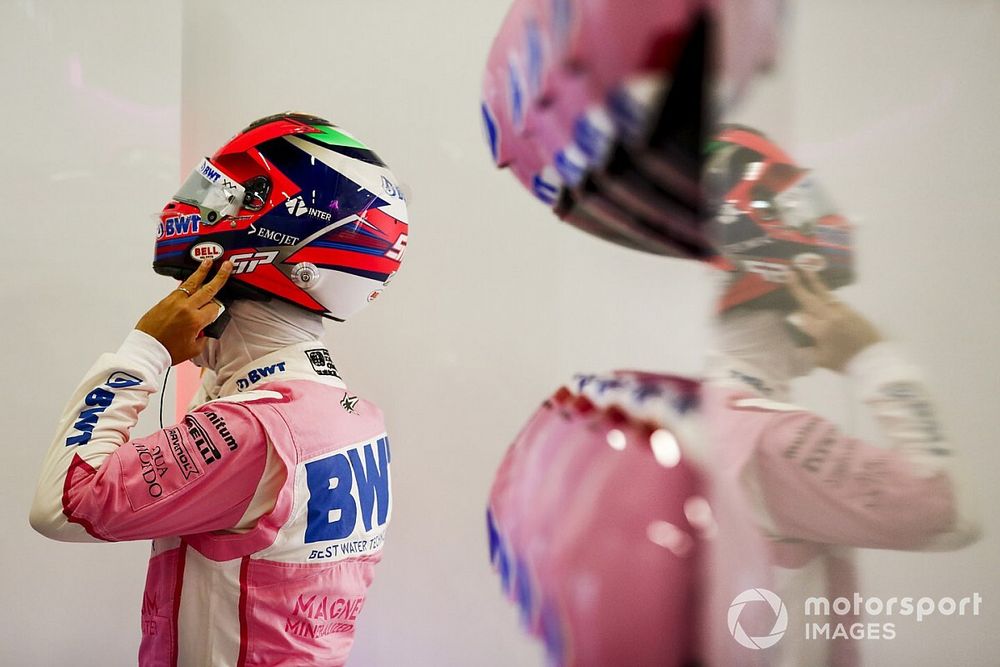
[
  {"left": 845, "top": 341, "right": 980, "bottom": 549},
  {"left": 29, "top": 330, "right": 171, "bottom": 542}
]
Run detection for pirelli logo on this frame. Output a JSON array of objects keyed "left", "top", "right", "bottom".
[
  {"left": 165, "top": 426, "right": 201, "bottom": 479},
  {"left": 185, "top": 415, "right": 221, "bottom": 465}
]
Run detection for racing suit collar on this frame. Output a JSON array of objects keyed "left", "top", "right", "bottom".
[
  {"left": 192, "top": 299, "right": 326, "bottom": 400},
  {"left": 218, "top": 340, "right": 346, "bottom": 397}
]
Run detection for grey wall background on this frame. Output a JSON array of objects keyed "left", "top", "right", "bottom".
[
  {"left": 1, "top": 1, "right": 997, "bottom": 665},
  {"left": 0, "top": 2, "right": 182, "bottom": 666}
]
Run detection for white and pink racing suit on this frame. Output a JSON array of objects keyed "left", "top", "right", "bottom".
[
  {"left": 702, "top": 341, "right": 980, "bottom": 666},
  {"left": 30, "top": 330, "right": 391, "bottom": 666}
]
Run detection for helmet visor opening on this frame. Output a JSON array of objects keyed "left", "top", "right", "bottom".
[
  {"left": 773, "top": 175, "right": 837, "bottom": 233},
  {"left": 174, "top": 158, "right": 246, "bottom": 224}
]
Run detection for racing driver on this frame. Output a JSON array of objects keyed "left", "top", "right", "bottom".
[{"left": 29, "top": 113, "right": 409, "bottom": 666}]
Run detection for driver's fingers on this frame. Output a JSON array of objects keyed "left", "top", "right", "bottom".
[
  {"left": 191, "top": 261, "right": 233, "bottom": 307},
  {"left": 787, "top": 311, "right": 823, "bottom": 339},
  {"left": 785, "top": 269, "right": 828, "bottom": 315},
  {"left": 178, "top": 259, "right": 213, "bottom": 296},
  {"left": 800, "top": 268, "right": 836, "bottom": 303}
]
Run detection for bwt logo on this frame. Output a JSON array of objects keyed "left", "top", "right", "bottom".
[
  {"left": 728, "top": 588, "right": 788, "bottom": 650},
  {"left": 230, "top": 250, "right": 278, "bottom": 274},
  {"left": 304, "top": 437, "right": 391, "bottom": 544},
  {"left": 157, "top": 214, "right": 201, "bottom": 240},
  {"left": 381, "top": 175, "right": 405, "bottom": 201},
  {"left": 66, "top": 371, "right": 143, "bottom": 446},
  {"left": 236, "top": 361, "right": 287, "bottom": 391},
  {"left": 199, "top": 161, "right": 222, "bottom": 183}
]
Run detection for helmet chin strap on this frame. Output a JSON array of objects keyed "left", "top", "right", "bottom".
[
  {"left": 191, "top": 299, "right": 325, "bottom": 401},
  {"left": 202, "top": 304, "right": 232, "bottom": 339}
]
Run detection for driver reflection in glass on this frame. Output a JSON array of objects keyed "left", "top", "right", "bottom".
[{"left": 702, "top": 125, "right": 980, "bottom": 667}]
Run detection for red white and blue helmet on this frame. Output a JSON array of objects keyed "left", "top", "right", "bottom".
[
  {"left": 154, "top": 112, "right": 409, "bottom": 321},
  {"left": 706, "top": 125, "right": 854, "bottom": 312}
]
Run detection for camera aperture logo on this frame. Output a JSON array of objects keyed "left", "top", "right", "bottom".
[
  {"left": 728, "top": 588, "right": 788, "bottom": 650},
  {"left": 728, "top": 590, "right": 983, "bottom": 648}
]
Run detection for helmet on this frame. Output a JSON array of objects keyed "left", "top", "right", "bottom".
[
  {"left": 154, "top": 112, "right": 409, "bottom": 321},
  {"left": 480, "top": 0, "right": 785, "bottom": 259},
  {"left": 706, "top": 125, "right": 854, "bottom": 312}
]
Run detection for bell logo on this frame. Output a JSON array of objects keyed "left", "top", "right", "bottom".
[
  {"left": 285, "top": 196, "right": 309, "bottom": 217},
  {"left": 728, "top": 588, "right": 788, "bottom": 650}
]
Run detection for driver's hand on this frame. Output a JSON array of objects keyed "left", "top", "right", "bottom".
[
  {"left": 785, "top": 268, "right": 881, "bottom": 372},
  {"left": 136, "top": 259, "right": 233, "bottom": 365}
]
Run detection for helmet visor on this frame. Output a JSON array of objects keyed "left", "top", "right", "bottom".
[
  {"left": 773, "top": 175, "right": 837, "bottom": 233},
  {"left": 174, "top": 158, "right": 245, "bottom": 224}
]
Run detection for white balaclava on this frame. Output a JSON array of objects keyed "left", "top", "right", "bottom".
[
  {"left": 193, "top": 299, "right": 325, "bottom": 400},
  {"left": 708, "top": 308, "right": 816, "bottom": 400}
]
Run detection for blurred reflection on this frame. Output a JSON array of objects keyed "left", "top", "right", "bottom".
[
  {"left": 478, "top": 0, "right": 785, "bottom": 664},
  {"left": 703, "top": 126, "right": 980, "bottom": 666},
  {"left": 480, "top": 0, "right": 785, "bottom": 261},
  {"left": 487, "top": 374, "right": 705, "bottom": 666},
  {"left": 477, "top": 0, "right": 981, "bottom": 664}
]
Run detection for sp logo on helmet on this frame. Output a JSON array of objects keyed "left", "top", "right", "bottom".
[
  {"left": 728, "top": 588, "right": 788, "bottom": 650},
  {"left": 230, "top": 250, "right": 278, "bottom": 274}
]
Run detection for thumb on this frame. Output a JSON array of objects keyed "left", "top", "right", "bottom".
[{"left": 787, "top": 311, "right": 823, "bottom": 340}]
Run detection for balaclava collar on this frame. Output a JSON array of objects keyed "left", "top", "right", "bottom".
[
  {"left": 706, "top": 308, "right": 816, "bottom": 401},
  {"left": 193, "top": 299, "right": 325, "bottom": 401}
]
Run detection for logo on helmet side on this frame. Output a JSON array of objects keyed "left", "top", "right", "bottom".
[
  {"left": 190, "top": 242, "right": 224, "bottom": 261},
  {"left": 230, "top": 250, "right": 278, "bottom": 274},
  {"left": 381, "top": 176, "right": 405, "bottom": 200},
  {"left": 793, "top": 253, "right": 827, "bottom": 273},
  {"left": 285, "top": 196, "right": 333, "bottom": 222},
  {"left": 198, "top": 161, "right": 222, "bottom": 183},
  {"left": 157, "top": 214, "right": 201, "bottom": 240}
]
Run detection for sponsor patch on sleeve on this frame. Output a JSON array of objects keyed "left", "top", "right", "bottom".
[
  {"left": 121, "top": 430, "right": 197, "bottom": 510},
  {"left": 165, "top": 426, "right": 201, "bottom": 480}
]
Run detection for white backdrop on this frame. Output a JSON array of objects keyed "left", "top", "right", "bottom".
[
  {"left": 0, "top": 2, "right": 182, "bottom": 666},
  {"left": 1, "top": 1, "right": 998, "bottom": 666}
]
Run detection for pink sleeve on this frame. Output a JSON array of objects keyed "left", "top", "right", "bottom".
[
  {"left": 60, "top": 401, "right": 268, "bottom": 541},
  {"left": 753, "top": 410, "right": 957, "bottom": 549}
]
